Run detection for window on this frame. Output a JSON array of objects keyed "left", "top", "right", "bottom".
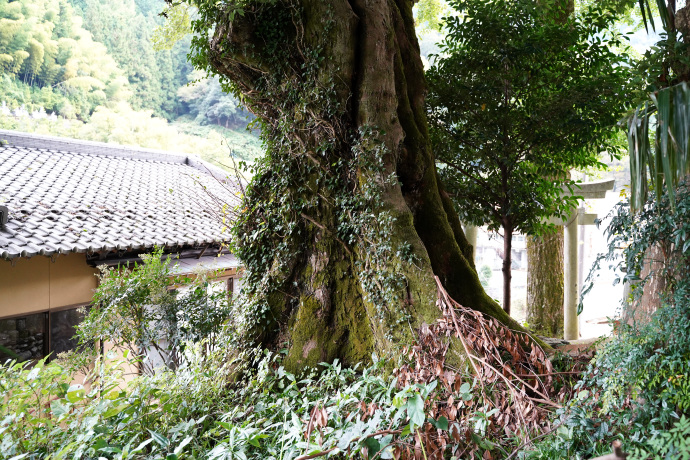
[
  {"left": 0, "top": 306, "right": 89, "bottom": 363},
  {"left": 0, "top": 312, "right": 47, "bottom": 362},
  {"left": 50, "top": 307, "right": 88, "bottom": 355}
]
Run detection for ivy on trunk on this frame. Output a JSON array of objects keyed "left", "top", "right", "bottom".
[{"left": 185, "top": 0, "right": 529, "bottom": 371}]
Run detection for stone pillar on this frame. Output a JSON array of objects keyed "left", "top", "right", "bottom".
[
  {"left": 563, "top": 207, "right": 580, "bottom": 340},
  {"left": 464, "top": 224, "right": 478, "bottom": 262}
]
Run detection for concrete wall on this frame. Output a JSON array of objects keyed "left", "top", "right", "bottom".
[{"left": 0, "top": 253, "right": 97, "bottom": 317}]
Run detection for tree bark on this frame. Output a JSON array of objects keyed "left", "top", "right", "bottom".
[
  {"left": 202, "top": 0, "right": 539, "bottom": 371},
  {"left": 503, "top": 226, "right": 513, "bottom": 315},
  {"left": 526, "top": 232, "right": 564, "bottom": 336}
]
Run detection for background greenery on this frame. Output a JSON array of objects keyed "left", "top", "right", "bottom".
[{"left": 0, "top": 0, "right": 262, "bottom": 165}]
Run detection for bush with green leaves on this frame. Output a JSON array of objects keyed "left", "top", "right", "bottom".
[
  {"left": 527, "top": 185, "right": 690, "bottom": 459},
  {"left": 0, "top": 343, "right": 243, "bottom": 460},
  {"left": 76, "top": 248, "right": 233, "bottom": 375},
  {"left": 2, "top": 341, "right": 512, "bottom": 460}
]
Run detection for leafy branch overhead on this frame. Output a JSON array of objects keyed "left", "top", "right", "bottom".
[{"left": 626, "top": 0, "right": 690, "bottom": 210}]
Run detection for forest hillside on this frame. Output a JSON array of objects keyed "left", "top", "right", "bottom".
[{"left": 0, "top": 0, "right": 262, "bottom": 166}]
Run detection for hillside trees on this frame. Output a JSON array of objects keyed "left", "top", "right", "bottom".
[
  {"left": 173, "top": 0, "right": 553, "bottom": 372},
  {"left": 177, "top": 69, "right": 253, "bottom": 128},
  {"left": 426, "top": 0, "right": 629, "bottom": 315},
  {"left": 69, "top": 0, "right": 192, "bottom": 119},
  {"left": 0, "top": 0, "right": 130, "bottom": 117}
]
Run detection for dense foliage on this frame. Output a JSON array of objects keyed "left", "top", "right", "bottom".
[
  {"left": 0, "top": 348, "right": 493, "bottom": 460},
  {"left": 529, "top": 185, "right": 690, "bottom": 458},
  {"left": 0, "top": 0, "right": 130, "bottom": 118},
  {"left": 427, "top": 0, "right": 628, "bottom": 238},
  {"left": 69, "top": 0, "right": 190, "bottom": 119},
  {"left": 1, "top": 265, "right": 571, "bottom": 460},
  {"left": 0, "top": 0, "right": 261, "bottom": 165},
  {"left": 625, "top": 0, "right": 690, "bottom": 210},
  {"left": 426, "top": 0, "right": 630, "bottom": 312},
  {"left": 177, "top": 70, "right": 251, "bottom": 129}
]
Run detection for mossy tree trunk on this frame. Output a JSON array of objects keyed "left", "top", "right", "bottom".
[
  {"left": 526, "top": 232, "right": 564, "bottom": 337},
  {"left": 198, "top": 0, "right": 534, "bottom": 372}
]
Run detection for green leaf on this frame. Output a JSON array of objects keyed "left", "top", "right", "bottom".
[
  {"left": 173, "top": 436, "right": 193, "bottom": 455},
  {"left": 436, "top": 416, "right": 449, "bottom": 430},
  {"left": 147, "top": 429, "right": 170, "bottom": 447},
  {"left": 131, "top": 438, "right": 154, "bottom": 454},
  {"left": 406, "top": 394, "right": 425, "bottom": 429},
  {"left": 66, "top": 389, "right": 85, "bottom": 403},
  {"left": 363, "top": 437, "right": 381, "bottom": 457}
]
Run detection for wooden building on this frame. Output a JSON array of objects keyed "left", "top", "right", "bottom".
[{"left": 0, "top": 130, "right": 241, "bottom": 362}]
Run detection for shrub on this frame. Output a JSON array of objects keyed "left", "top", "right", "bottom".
[
  {"left": 527, "top": 185, "right": 690, "bottom": 459},
  {"left": 76, "top": 248, "right": 233, "bottom": 375},
  {"left": 1, "top": 346, "right": 504, "bottom": 459}
]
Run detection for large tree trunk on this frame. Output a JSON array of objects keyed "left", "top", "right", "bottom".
[
  {"left": 202, "top": 0, "right": 535, "bottom": 371},
  {"left": 526, "top": 232, "right": 564, "bottom": 336}
]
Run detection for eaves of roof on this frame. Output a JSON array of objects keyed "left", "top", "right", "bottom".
[{"left": 0, "top": 130, "right": 240, "bottom": 260}]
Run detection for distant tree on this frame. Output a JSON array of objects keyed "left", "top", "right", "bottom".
[
  {"left": 427, "top": 0, "right": 630, "bottom": 314},
  {"left": 177, "top": 70, "right": 251, "bottom": 128},
  {"left": 70, "top": 0, "right": 191, "bottom": 119}
]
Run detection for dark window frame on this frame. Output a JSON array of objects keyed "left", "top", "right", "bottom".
[{"left": 0, "top": 303, "right": 91, "bottom": 362}]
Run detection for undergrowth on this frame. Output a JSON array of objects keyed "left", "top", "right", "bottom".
[
  {"left": 526, "top": 186, "right": 690, "bottom": 459},
  {"left": 1, "top": 346, "right": 519, "bottom": 460},
  {"left": 0, "top": 279, "right": 568, "bottom": 459}
]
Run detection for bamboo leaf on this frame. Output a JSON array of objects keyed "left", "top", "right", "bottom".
[
  {"left": 639, "top": 0, "right": 650, "bottom": 32},
  {"left": 658, "top": 87, "right": 676, "bottom": 209},
  {"left": 656, "top": 0, "right": 670, "bottom": 29}
]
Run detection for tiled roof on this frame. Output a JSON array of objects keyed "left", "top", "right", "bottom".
[{"left": 0, "top": 130, "right": 239, "bottom": 259}]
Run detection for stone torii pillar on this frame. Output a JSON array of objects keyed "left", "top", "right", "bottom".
[
  {"left": 550, "top": 179, "right": 614, "bottom": 340},
  {"left": 464, "top": 224, "right": 478, "bottom": 260}
]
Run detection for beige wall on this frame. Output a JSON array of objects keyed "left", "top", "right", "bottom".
[{"left": 0, "top": 253, "right": 98, "bottom": 317}]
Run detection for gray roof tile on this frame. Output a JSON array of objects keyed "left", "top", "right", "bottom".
[{"left": 0, "top": 130, "right": 239, "bottom": 259}]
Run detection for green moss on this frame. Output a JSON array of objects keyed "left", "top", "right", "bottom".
[{"left": 282, "top": 244, "right": 375, "bottom": 373}]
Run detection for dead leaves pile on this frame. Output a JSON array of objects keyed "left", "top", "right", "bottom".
[
  {"left": 295, "top": 278, "right": 578, "bottom": 460},
  {"left": 390, "top": 277, "right": 566, "bottom": 459}
]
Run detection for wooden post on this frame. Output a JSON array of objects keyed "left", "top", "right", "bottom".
[{"left": 588, "top": 440, "right": 627, "bottom": 460}]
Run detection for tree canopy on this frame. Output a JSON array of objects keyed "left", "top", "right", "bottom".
[{"left": 426, "top": 0, "right": 630, "bottom": 313}]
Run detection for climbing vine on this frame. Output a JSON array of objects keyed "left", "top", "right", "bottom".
[{"left": 183, "top": 0, "right": 418, "bottom": 344}]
